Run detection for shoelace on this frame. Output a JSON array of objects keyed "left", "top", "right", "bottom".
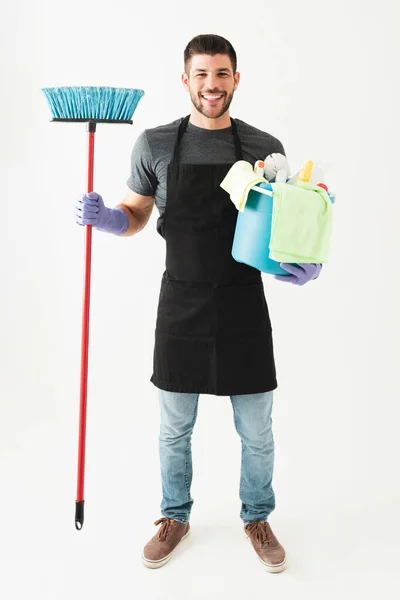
[
  {"left": 154, "top": 517, "right": 176, "bottom": 542},
  {"left": 246, "top": 522, "right": 273, "bottom": 546}
]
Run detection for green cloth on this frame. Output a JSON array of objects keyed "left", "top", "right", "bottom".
[{"left": 269, "top": 181, "right": 333, "bottom": 263}]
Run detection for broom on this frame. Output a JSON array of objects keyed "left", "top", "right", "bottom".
[{"left": 42, "top": 86, "right": 144, "bottom": 530}]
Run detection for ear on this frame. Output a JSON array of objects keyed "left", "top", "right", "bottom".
[
  {"left": 233, "top": 71, "right": 240, "bottom": 91},
  {"left": 181, "top": 72, "right": 189, "bottom": 91}
]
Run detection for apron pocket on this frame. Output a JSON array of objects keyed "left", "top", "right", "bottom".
[
  {"left": 156, "top": 277, "right": 214, "bottom": 338},
  {"left": 217, "top": 281, "right": 272, "bottom": 336}
]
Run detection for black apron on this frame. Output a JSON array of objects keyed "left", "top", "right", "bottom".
[{"left": 151, "top": 115, "right": 277, "bottom": 396}]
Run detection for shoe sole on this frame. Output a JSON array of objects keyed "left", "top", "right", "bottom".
[
  {"left": 244, "top": 532, "right": 287, "bottom": 573},
  {"left": 142, "top": 529, "right": 190, "bottom": 569}
]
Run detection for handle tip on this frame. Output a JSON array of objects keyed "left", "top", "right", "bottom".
[{"left": 75, "top": 501, "right": 85, "bottom": 530}]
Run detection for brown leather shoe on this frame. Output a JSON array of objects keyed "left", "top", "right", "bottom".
[
  {"left": 244, "top": 521, "right": 286, "bottom": 573},
  {"left": 142, "top": 518, "right": 190, "bottom": 569}
]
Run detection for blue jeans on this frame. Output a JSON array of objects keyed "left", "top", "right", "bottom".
[{"left": 158, "top": 390, "right": 275, "bottom": 524}]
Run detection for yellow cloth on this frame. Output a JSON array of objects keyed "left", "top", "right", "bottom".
[
  {"left": 220, "top": 160, "right": 267, "bottom": 212},
  {"left": 269, "top": 181, "right": 333, "bottom": 263}
]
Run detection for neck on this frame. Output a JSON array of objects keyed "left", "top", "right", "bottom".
[{"left": 189, "top": 108, "right": 232, "bottom": 130}]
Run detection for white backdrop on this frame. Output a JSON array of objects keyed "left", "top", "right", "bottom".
[{"left": 1, "top": 0, "right": 399, "bottom": 598}]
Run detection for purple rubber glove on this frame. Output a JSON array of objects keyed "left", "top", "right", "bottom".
[
  {"left": 274, "top": 263, "right": 322, "bottom": 285},
  {"left": 75, "top": 192, "right": 129, "bottom": 235}
]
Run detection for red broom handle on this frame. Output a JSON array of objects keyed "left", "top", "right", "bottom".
[{"left": 75, "top": 126, "right": 95, "bottom": 529}]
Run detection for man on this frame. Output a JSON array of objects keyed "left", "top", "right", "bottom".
[{"left": 76, "top": 34, "right": 321, "bottom": 573}]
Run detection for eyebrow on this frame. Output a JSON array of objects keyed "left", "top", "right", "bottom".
[{"left": 193, "top": 68, "right": 231, "bottom": 73}]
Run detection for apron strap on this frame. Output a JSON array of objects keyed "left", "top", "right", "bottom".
[
  {"left": 171, "top": 115, "right": 243, "bottom": 163},
  {"left": 230, "top": 117, "right": 243, "bottom": 161}
]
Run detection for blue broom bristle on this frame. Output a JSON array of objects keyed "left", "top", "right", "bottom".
[{"left": 42, "top": 86, "right": 144, "bottom": 121}]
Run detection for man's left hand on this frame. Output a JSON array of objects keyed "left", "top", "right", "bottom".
[{"left": 274, "top": 263, "right": 322, "bottom": 285}]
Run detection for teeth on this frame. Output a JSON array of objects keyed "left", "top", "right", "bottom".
[{"left": 202, "top": 95, "right": 222, "bottom": 99}]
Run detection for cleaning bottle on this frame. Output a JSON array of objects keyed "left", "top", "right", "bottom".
[{"left": 254, "top": 160, "right": 265, "bottom": 176}]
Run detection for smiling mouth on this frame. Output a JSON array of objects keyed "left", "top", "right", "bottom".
[{"left": 201, "top": 94, "right": 224, "bottom": 102}]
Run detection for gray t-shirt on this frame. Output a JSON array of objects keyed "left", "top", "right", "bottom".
[{"left": 126, "top": 117, "right": 285, "bottom": 217}]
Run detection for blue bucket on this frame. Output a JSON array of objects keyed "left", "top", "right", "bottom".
[{"left": 232, "top": 182, "right": 289, "bottom": 275}]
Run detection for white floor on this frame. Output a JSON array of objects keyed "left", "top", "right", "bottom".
[
  {"left": 1, "top": 500, "right": 399, "bottom": 600},
  {"left": 2, "top": 383, "right": 400, "bottom": 600}
]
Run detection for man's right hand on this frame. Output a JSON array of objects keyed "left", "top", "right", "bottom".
[
  {"left": 75, "top": 192, "right": 105, "bottom": 227},
  {"left": 75, "top": 192, "right": 129, "bottom": 235}
]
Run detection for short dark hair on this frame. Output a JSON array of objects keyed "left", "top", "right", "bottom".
[{"left": 184, "top": 34, "right": 237, "bottom": 74}]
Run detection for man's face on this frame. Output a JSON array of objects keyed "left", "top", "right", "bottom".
[{"left": 182, "top": 54, "right": 240, "bottom": 120}]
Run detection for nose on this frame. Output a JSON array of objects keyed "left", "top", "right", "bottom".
[{"left": 204, "top": 73, "right": 221, "bottom": 90}]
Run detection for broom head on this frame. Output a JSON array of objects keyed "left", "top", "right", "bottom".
[{"left": 42, "top": 86, "right": 144, "bottom": 123}]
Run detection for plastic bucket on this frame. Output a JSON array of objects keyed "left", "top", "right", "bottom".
[{"left": 232, "top": 182, "right": 289, "bottom": 275}]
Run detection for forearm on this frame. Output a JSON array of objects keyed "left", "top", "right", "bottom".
[{"left": 117, "top": 202, "right": 153, "bottom": 236}]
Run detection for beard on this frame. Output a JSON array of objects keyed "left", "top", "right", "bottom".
[{"left": 189, "top": 88, "right": 234, "bottom": 119}]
